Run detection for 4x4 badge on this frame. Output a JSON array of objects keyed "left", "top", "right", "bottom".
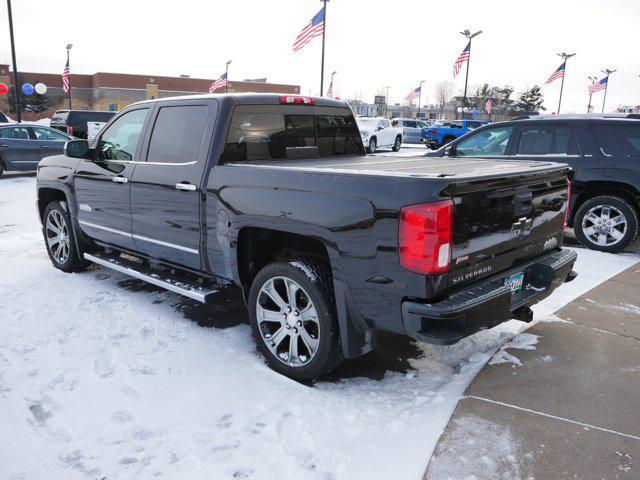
[{"left": 512, "top": 217, "right": 532, "bottom": 236}]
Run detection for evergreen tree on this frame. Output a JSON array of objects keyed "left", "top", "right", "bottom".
[
  {"left": 23, "top": 92, "right": 51, "bottom": 113},
  {"left": 516, "top": 85, "right": 546, "bottom": 112}
]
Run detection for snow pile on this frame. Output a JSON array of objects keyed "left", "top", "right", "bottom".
[
  {"left": 0, "top": 177, "right": 638, "bottom": 480},
  {"left": 489, "top": 333, "right": 539, "bottom": 367}
]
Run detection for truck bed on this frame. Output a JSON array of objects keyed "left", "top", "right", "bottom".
[{"left": 238, "top": 155, "right": 567, "bottom": 181}]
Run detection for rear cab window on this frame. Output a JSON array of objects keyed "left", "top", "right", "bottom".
[
  {"left": 220, "top": 105, "right": 364, "bottom": 163},
  {"left": 591, "top": 123, "right": 640, "bottom": 157}
]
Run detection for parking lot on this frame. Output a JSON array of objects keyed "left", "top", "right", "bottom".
[{"left": 1, "top": 142, "right": 638, "bottom": 479}]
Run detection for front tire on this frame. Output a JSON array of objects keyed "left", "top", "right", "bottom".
[
  {"left": 367, "top": 137, "right": 377, "bottom": 154},
  {"left": 248, "top": 259, "right": 342, "bottom": 380},
  {"left": 573, "top": 196, "right": 639, "bottom": 253},
  {"left": 392, "top": 135, "right": 402, "bottom": 151},
  {"left": 43, "top": 201, "right": 87, "bottom": 272}
]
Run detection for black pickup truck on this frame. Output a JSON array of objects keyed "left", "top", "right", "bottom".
[{"left": 36, "top": 93, "right": 577, "bottom": 380}]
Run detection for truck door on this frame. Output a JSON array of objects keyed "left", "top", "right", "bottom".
[
  {"left": 129, "top": 99, "right": 218, "bottom": 270},
  {"left": 74, "top": 107, "right": 151, "bottom": 250}
]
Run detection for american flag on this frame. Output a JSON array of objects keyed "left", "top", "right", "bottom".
[
  {"left": 208, "top": 72, "right": 227, "bottom": 93},
  {"left": 62, "top": 59, "right": 70, "bottom": 94},
  {"left": 453, "top": 41, "right": 470, "bottom": 78},
  {"left": 293, "top": 7, "right": 325, "bottom": 52},
  {"left": 485, "top": 96, "right": 493, "bottom": 114},
  {"left": 405, "top": 86, "right": 421, "bottom": 102},
  {"left": 588, "top": 76, "right": 608, "bottom": 94},
  {"left": 545, "top": 62, "right": 565, "bottom": 84},
  {"left": 326, "top": 82, "right": 334, "bottom": 98}
]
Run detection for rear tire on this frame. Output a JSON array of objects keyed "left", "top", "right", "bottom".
[
  {"left": 367, "top": 137, "right": 377, "bottom": 154},
  {"left": 248, "top": 258, "right": 342, "bottom": 380},
  {"left": 43, "top": 201, "right": 87, "bottom": 272},
  {"left": 573, "top": 195, "right": 638, "bottom": 253},
  {"left": 0, "top": 160, "right": 4, "bottom": 177},
  {"left": 392, "top": 135, "right": 402, "bottom": 151}
]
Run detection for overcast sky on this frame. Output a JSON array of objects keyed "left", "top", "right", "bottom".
[{"left": 1, "top": 0, "right": 638, "bottom": 113}]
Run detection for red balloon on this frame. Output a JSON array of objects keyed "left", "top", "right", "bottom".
[{"left": 0, "top": 83, "right": 8, "bottom": 95}]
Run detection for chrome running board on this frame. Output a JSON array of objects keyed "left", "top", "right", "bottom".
[{"left": 84, "top": 252, "right": 221, "bottom": 303}]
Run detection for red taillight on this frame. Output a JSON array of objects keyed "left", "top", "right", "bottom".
[
  {"left": 563, "top": 179, "right": 571, "bottom": 231},
  {"left": 280, "top": 95, "right": 315, "bottom": 105},
  {"left": 432, "top": 129, "right": 438, "bottom": 135},
  {"left": 66, "top": 126, "right": 74, "bottom": 136},
  {"left": 399, "top": 200, "right": 453, "bottom": 275}
]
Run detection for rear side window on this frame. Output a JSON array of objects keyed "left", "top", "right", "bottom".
[
  {"left": 516, "top": 125, "right": 578, "bottom": 155},
  {"left": 0, "top": 126, "right": 30, "bottom": 139},
  {"left": 147, "top": 105, "right": 209, "bottom": 164},
  {"left": 591, "top": 124, "right": 640, "bottom": 156},
  {"left": 221, "top": 107, "right": 363, "bottom": 163}
]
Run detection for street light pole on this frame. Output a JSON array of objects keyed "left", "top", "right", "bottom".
[
  {"left": 6, "top": 0, "right": 21, "bottom": 122},
  {"left": 417, "top": 80, "right": 425, "bottom": 118},
  {"left": 384, "top": 86, "right": 390, "bottom": 117},
  {"left": 587, "top": 76, "right": 597, "bottom": 113},
  {"left": 66, "top": 44, "right": 73, "bottom": 110},
  {"left": 329, "top": 70, "right": 337, "bottom": 97},
  {"left": 225, "top": 60, "right": 232, "bottom": 93},
  {"left": 460, "top": 29, "right": 482, "bottom": 119},
  {"left": 601, "top": 68, "right": 617, "bottom": 113},
  {"left": 556, "top": 52, "right": 575, "bottom": 114}
]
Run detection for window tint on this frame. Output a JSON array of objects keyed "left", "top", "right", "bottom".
[
  {"left": 455, "top": 126, "right": 514, "bottom": 157},
  {"left": 591, "top": 124, "right": 640, "bottom": 156},
  {"left": 0, "top": 126, "right": 30, "bottom": 139},
  {"left": 32, "top": 127, "right": 69, "bottom": 141},
  {"left": 403, "top": 120, "right": 418, "bottom": 128},
  {"left": 316, "top": 115, "right": 362, "bottom": 156},
  {"left": 466, "top": 122, "right": 483, "bottom": 130},
  {"left": 147, "top": 106, "right": 209, "bottom": 164},
  {"left": 98, "top": 108, "right": 149, "bottom": 161},
  {"left": 221, "top": 109, "right": 363, "bottom": 162},
  {"left": 516, "top": 125, "right": 578, "bottom": 155}
]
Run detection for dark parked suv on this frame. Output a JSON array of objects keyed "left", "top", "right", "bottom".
[
  {"left": 49, "top": 109, "right": 116, "bottom": 139},
  {"left": 425, "top": 114, "right": 640, "bottom": 252}
]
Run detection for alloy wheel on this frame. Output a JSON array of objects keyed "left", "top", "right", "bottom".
[
  {"left": 581, "top": 204, "right": 627, "bottom": 247},
  {"left": 256, "top": 276, "right": 321, "bottom": 367},
  {"left": 46, "top": 210, "right": 71, "bottom": 264}
]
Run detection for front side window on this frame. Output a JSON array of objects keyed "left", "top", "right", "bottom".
[
  {"left": 32, "top": 127, "right": 69, "bottom": 141},
  {"left": 98, "top": 108, "right": 149, "bottom": 161},
  {"left": 147, "top": 105, "right": 209, "bottom": 164},
  {"left": 591, "top": 124, "right": 640, "bottom": 157},
  {"left": 516, "top": 125, "right": 578, "bottom": 156},
  {"left": 0, "top": 126, "right": 30, "bottom": 140},
  {"left": 404, "top": 120, "right": 417, "bottom": 128},
  {"left": 455, "top": 126, "right": 514, "bottom": 156}
]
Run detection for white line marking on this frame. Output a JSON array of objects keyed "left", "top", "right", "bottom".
[{"left": 466, "top": 395, "right": 640, "bottom": 441}]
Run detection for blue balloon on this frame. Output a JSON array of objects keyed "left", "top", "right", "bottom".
[
  {"left": 472, "top": 108, "right": 478, "bottom": 116},
  {"left": 21, "top": 83, "right": 35, "bottom": 95}
]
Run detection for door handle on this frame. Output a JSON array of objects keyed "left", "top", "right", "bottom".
[
  {"left": 0, "top": 144, "right": 10, "bottom": 148},
  {"left": 112, "top": 176, "right": 128, "bottom": 184},
  {"left": 175, "top": 182, "right": 197, "bottom": 191},
  {"left": 41, "top": 145, "right": 51, "bottom": 149}
]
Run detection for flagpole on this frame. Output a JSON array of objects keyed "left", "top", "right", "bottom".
[
  {"left": 417, "top": 80, "right": 425, "bottom": 118},
  {"left": 460, "top": 30, "right": 482, "bottom": 119},
  {"left": 319, "top": 0, "right": 328, "bottom": 96},
  {"left": 587, "top": 76, "right": 597, "bottom": 113},
  {"left": 556, "top": 53, "right": 575, "bottom": 114},
  {"left": 601, "top": 68, "right": 616, "bottom": 113},
  {"left": 225, "top": 60, "right": 232, "bottom": 93},
  {"left": 66, "top": 44, "right": 73, "bottom": 110},
  {"left": 6, "top": 0, "right": 21, "bottom": 122}
]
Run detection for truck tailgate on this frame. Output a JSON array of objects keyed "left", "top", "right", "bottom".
[{"left": 444, "top": 168, "right": 570, "bottom": 289}]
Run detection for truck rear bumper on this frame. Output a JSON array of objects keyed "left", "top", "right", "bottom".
[{"left": 401, "top": 248, "right": 578, "bottom": 345}]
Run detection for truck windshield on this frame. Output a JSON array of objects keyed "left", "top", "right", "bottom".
[{"left": 222, "top": 107, "right": 364, "bottom": 162}]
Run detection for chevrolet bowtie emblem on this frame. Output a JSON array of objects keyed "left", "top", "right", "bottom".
[{"left": 511, "top": 217, "right": 533, "bottom": 236}]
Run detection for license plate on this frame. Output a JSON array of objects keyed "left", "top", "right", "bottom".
[{"left": 504, "top": 272, "right": 525, "bottom": 293}]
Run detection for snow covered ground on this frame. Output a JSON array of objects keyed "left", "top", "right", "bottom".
[{"left": 0, "top": 173, "right": 638, "bottom": 480}]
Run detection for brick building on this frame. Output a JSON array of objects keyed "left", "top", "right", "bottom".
[{"left": 0, "top": 64, "right": 300, "bottom": 120}]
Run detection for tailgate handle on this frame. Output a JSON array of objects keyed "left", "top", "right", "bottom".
[{"left": 514, "top": 192, "right": 533, "bottom": 215}]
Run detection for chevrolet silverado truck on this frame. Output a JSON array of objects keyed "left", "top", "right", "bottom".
[
  {"left": 423, "top": 119, "right": 488, "bottom": 149},
  {"left": 36, "top": 93, "right": 577, "bottom": 380}
]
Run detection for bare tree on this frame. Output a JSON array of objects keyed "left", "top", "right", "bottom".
[{"left": 434, "top": 81, "right": 454, "bottom": 117}]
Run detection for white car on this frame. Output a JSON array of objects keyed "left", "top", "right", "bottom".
[{"left": 356, "top": 117, "right": 403, "bottom": 153}]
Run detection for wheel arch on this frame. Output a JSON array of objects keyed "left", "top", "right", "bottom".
[{"left": 570, "top": 182, "right": 640, "bottom": 226}]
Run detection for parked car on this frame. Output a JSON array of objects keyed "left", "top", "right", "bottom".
[
  {"left": 391, "top": 118, "right": 430, "bottom": 144},
  {"left": 423, "top": 119, "right": 488, "bottom": 149},
  {"left": 356, "top": 117, "right": 403, "bottom": 153},
  {"left": 0, "top": 111, "right": 9, "bottom": 123},
  {"left": 36, "top": 93, "right": 576, "bottom": 380},
  {"left": 49, "top": 110, "right": 117, "bottom": 139},
  {"left": 425, "top": 114, "right": 640, "bottom": 252},
  {"left": 0, "top": 123, "right": 73, "bottom": 176}
]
